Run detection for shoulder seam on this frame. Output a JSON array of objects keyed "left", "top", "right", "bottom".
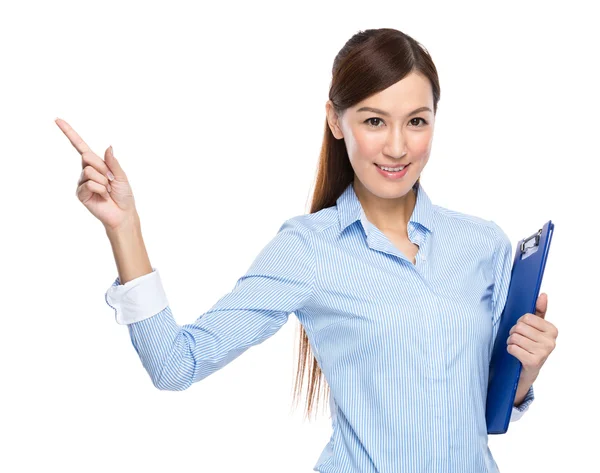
[
  {"left": 306, "top": 226, "right": 317, "bottom": 308},
  {"left": 293, "top": 211, "right": 339, "bottom": 235},
  {"left": 285, "top": 217, "right": 318, "bottom": 308}
]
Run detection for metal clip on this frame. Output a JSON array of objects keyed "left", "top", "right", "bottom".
[{"left": 520, "top": 228, "right": 542, "bottom": 254}]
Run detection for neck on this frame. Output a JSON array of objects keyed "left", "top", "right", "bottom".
[{"left": 353, "top": 179, "right": 417, "bottom": 235}]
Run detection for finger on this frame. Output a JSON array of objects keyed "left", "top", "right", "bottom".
[
  {"left": 535, "top": 293, "right": 548, "bottom": 318},
  {"left": 78, "top": 149, "right": 115, "bottom": 184},
  {"left": 55, "top": 118, "right": 115, "bottom": 179},
  {"left": 104, "top": 145, "right": 126, "bottom": 180},
  {"left": 55, "top": 118, "right": 94, "bottom": 156},
  {"left": 76, "top": 179, "right": 110, "bottom": 202},
  {"left": 507, "top": 333, "right": 537, "bottom": 355},
  {"left": 507, "top": 343, "right": 535, "bottom": 365},
  {"left": 514, "top": 312, "right": 546, "bottom": 331},
  {"left": 508, "top": 319, "right": 546, "bottom": 343},
  {"left": 78, "top": 165, "right": 111, "bottom": 190}
]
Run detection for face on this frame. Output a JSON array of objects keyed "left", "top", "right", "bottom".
[{"left": 326, "top": 71, "right": 435, "bottom": 200}]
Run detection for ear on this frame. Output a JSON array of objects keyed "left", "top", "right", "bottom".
[{"left": 325, "top": 100, "right": 344, "bottom": 140}]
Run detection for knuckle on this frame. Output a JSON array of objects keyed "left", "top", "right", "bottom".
[{"left": 81, "top": 151, "right": 95, "bottom": 165}]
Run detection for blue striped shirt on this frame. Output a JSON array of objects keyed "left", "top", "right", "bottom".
[{"left": 105, "top": 180, "right": 534, "bottom": 473}]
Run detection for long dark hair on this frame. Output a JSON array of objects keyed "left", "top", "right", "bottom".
[{"left": 291, "top": 28, "right": 441, "bottom": 421}]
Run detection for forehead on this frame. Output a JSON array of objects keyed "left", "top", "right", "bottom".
[{"left": 352, "top": 72, "right": 433, "bottom": 115}]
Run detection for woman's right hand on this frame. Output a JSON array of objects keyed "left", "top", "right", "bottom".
[{"left": 56, "top": 118, "right": 138, "bottom": 232}]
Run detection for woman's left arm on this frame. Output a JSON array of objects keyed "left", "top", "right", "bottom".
[{"left": 507, "top": 292, "right": 559, "bottom": 406}]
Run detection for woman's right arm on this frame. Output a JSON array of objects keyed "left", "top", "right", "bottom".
[
  {"left": 55, "top": 118, "right": 316, "bottom": 393},
  {"left": 105, "top": 217, "right": 316, "bottom": 392}
]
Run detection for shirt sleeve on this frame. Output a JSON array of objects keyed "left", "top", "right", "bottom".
[
  {"left": 489, "top": 221, "right": 536, "bottom": 422},
  {"left": 104, "top": 217, "right": 316, "bottom": 391},
  {"left": 510, "top": 384, "right": 535, "bottom": 422},
  {"left": 105, "top": 267, "right": 170, "bottom": 325}
]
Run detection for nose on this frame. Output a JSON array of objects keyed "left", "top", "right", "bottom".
[{"left": 384, "top": 125, "right": 407, "bottom": 159}]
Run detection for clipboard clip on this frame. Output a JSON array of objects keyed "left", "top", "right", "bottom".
[{"left": 520, "top": 228, "right": 542, "bottom": 254}]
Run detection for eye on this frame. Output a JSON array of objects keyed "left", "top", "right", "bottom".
[
  {"left": 365, "top": 117, "right": 384, "bottom": 128},
  {"left": 409, "top": 117, "right": 428, "bottom": 126}
]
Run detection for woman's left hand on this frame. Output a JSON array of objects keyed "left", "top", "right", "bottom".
[{"left": 507, "top": 293, "right": 558, "bottom": 381}]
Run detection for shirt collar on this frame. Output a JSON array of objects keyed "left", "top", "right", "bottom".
[{"left": 336, "top": 180, "right": 435, "bottom": 234}]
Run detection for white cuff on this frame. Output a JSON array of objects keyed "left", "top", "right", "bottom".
[
  {"left": 510, "top": 384, "right": 535, "bottom": 422},
  {"left": 105, "top": 267, "right": 169, "bottom": 325},
  {"left": 510, "top": 405, "right": 528, "bottom": 422}
]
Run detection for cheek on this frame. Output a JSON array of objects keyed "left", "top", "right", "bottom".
[
  {"left": 411, "top": 131, "right": 433, "bottom": 155},
  {"left": 352, "top": 128, "right": 382, "bottom": 158}
]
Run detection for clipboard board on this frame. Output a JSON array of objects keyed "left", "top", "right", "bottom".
[{"left": 486, "top": 220, "right": 555, "bottom": 434}]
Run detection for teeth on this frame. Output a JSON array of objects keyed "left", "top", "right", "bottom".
[{"left": 378, "top": 164, "right": 405, "bottom": 172}]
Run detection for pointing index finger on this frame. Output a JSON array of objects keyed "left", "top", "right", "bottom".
[{"left": 55, "top": 118, "right": 93, "bottom": 156}]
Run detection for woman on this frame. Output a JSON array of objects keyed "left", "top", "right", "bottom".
[{"left": 56, "top": 27, "right": 557, "bottom": 473}]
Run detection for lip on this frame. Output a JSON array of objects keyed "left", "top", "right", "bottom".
[
  {"left": 375, "top": 163, "right": 410, "bottom": 169},
  {"left": 375, "top": 162, "right": 411, "bottom": 180}
]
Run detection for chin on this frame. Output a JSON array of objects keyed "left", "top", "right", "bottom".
[{"left": 361, "top": 179, "right": 416, "bottom": 200}]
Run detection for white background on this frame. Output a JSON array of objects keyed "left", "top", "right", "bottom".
[{"left": 1, "top": 0, "right": 597, "bottom": 472}]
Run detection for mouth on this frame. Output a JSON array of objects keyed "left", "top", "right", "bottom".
[
  {"left": 374, "top": 162, "right": 410, "bottom": 172},
  {"left": 373, "top": 162, "right": 411, "bottom": 179}
]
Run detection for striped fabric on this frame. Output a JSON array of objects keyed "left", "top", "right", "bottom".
[{"left": 105, "top": 180, "right": 534, "bottom": 473}]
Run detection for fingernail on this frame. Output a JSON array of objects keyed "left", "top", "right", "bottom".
[{"left": 107, "top": 170, "right": 115, "bottom": 181}]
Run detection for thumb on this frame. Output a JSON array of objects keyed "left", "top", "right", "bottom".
[
  {"left": 535, "top": 292, "right": 548, "bottom": 319},
  {"left": 104, "top": 145, "right": 127, "bottom": 179}
]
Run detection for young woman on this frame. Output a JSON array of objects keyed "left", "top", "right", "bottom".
[{"left": 57, "top": 27, "right": 557, "bottom": 473}]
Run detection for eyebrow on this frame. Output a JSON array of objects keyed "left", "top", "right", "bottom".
[{"left": 356, "top": 106, "right": 432, "bottom": 117}]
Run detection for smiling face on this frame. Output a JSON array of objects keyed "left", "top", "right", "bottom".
[{"left": 326, "top": 71, "right": 435, "bottom": 201}]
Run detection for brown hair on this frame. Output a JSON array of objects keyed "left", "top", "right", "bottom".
[{"left": 291, "top": 28, "right": 441, "bottom": 421}]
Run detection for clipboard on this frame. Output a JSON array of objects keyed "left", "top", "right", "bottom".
[{"left": 486, "top": 220, "right": 554, "bottom": 434}]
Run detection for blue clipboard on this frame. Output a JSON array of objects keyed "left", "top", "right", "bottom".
[{"left": 486, "top": 220, "right": 554, "bottom": 434}]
